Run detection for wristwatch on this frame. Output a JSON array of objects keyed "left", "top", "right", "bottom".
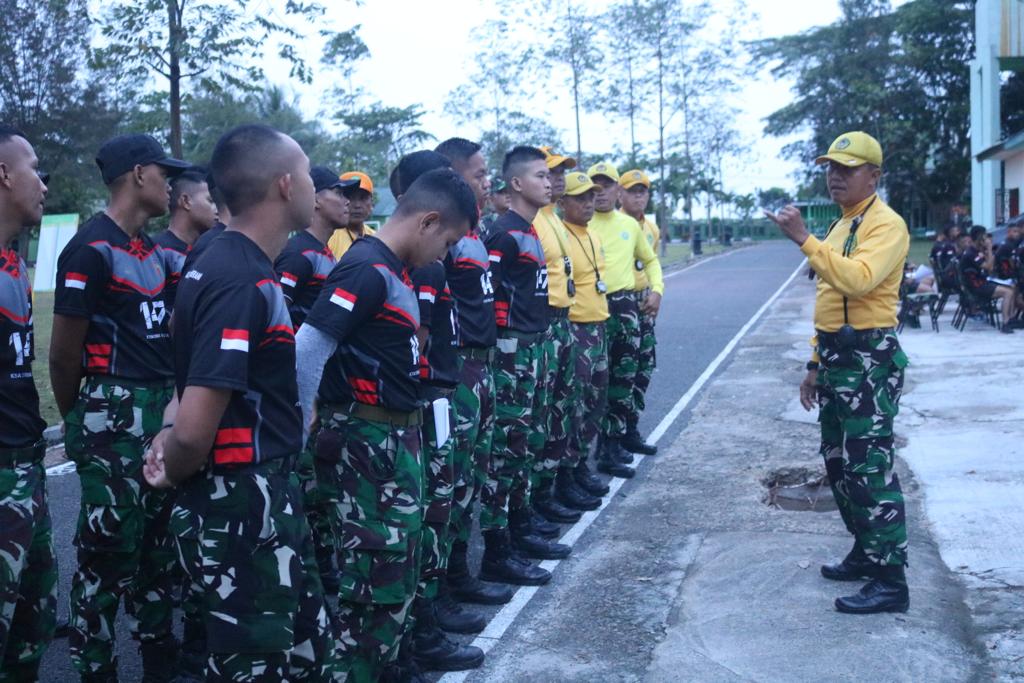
[{"left": 805, "top": 361, "right": 820, "bottom": 371}]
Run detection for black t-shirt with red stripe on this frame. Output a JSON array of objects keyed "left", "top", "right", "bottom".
[
  {"left": 153, "top": 229, "right": 190, "bottom": 312},
  {"left": 305, "top": 236, "right": 422, "bottom": 412},
  {"left": 484, "top": 209, "right": 550, "bottom": 334},
  {"left": 412, "top": 261, "right": 458, "bottom": 390},
  {"left": 173, "top": 230, "right": 301, "bottom": 469},
  {"left": 960, "top": 246, "right": 989, "bottom": 291},
  {"left": 54, "top": 213, "right": 172, "bottom": 380},
  {"left": 0, "top": 248, "right": 46, "bottom": 448},
  {"left": 182, "top": 220, "right": 226, "bottom": 275},
  {"left": 443, "top": 231, "right": 496, "bottom": 349},
  {"left": 274, "top": 230, "right": 336, "bottom": 327}
]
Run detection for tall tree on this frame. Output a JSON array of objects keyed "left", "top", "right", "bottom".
[
  {"left": 94, "top": 0, "right": 339, "bottom": 157},
  {"left": 598, "top": 0, "right": 654, "bottom": 167},
  {"left": 333, "top": 104, "right": 434, "bottom": 183}
]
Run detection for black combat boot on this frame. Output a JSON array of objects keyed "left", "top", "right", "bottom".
[
  {"left": 555, "top": 467, "right": 601, "bottom": 511},
  {"left": 509, "top": 508, "right": 571, "bottom": 560},
  {"left": 140, "top": 635, "right": 179, "bottom": 683},
  {"left": 574, "top": 459, "right": 610, "bottom": 497},
  {"left": 621, "top": 426, "right": 658, "bottom": 456},
  {"left": 382, "top": 632, "right": 429, "bottom": 683},
  {"left": 820, "top": 541, "right": 876, "bottom": 582},
  {"left": 434, "top": 584, "right": 486, "bottom": 634},
  {"left": 411, "top": 597, "right": 486, "bottom": 672},
  {"left": 528, "top": 507, "right": 561, "bottom": 539},
  {"left": 532, "top": 479, "right": 582, "bottom": 524},
  {"left": 480, "top": 529, "right": 552, "bottom": 586},
  {"left": 175, "top": 611, "right": 206, "bottom": 682},
  {"left": 597, "top": 438, "right": 636, "bottom": 479},
  {"left": 834, "top": 564, "right": 909, "bottom": 614},
  {"left": 447, "top": 540, "right": 514, "bottom": 605}
]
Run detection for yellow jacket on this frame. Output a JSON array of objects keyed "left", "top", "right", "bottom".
[
  {"left": 564, "top": 221, "right": 610, "bottom": 323},
  {"left": 588, "top": 210, "right": 664, "bottom": 295},
  {"left": 633, "top": 216, "right": 661, "bottom": 291},
  {"left": 327, "top": 225, "right": 377, "bottom": 260},
  {"left": 800, "top": 194, "right": 909, "bottom": 361},
  {"left": 534, "top": 205, "right": 574, "bottom": 309}
]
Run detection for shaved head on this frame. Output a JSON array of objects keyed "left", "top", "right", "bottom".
[
  {"left": 210, "top": 124, "right": 306, "bottom": 216},
  {"left": 0, "top": 125, "right": 47, "bottom": 231}
]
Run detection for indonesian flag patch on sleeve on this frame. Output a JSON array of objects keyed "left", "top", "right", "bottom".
[
  {"left": 280, "top": 272, "right": 298, "bottom": 288},
  {"left": 220, "top": 328, "right": 250, "bottom": 352},
  {"left": 65, "top": 272, "right": 88, "bottom": 290},
  {"left": 330, "top": 288, "right": 356, "bottom": 311}
]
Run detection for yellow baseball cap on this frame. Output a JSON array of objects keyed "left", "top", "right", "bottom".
[
  {"left": 587, "top": 161, "right": 619, "bottom": 182},
  {"left": 341, "top": 171, "right": 374, "bottom": 193},
  {"left": 563, "top": 171, "right": 595, "bottom": 196},
  {"left": 619, "top": 169, "right": 651, "bottom": 190},
  {"left": 539, "top": 146, "right": 577, "bottom": 171},
  {"left": 815, "top": 132, "right": 883, "bottom": 168}
]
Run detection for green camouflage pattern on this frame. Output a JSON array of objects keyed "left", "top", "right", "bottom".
[
  {"left": 526, "top": 324, "right": 555, "bottom": 488},
  {"left": 603, "top": 296, "right": 641, "bottom": 439},
  {"left": 63, "top": 377, "right": 177, "bottom": 676},
  {"left": 480, "top": 335, "right": 539, "bottom": 531},
  {"left": 170, "top": 461, "right": 337, "bottom": 681},
  {"left": 419, "top": 399, "right": 455, "bottom": 599},
  {"left": 567, "top": 323, "right": 609, "bottom": 468},
  {"left": 449, "top": 355, "right": 494, "bottom": 544},
  {"left": 817, "top": 330, "right": 909, "bottom": 567},
  {"left": 0, "top": 459, "right": 56, "bottom": 682},
  {"left": 630, "top": 290, "right": 657, "bottom": 427},
  {"left": 298, "top": 443, "right": 341, "bottom": 597},
  {"left": 315, "top": 409, "right": 423, "bottom": 682},
  {"left": 532, "top": 317, "right": 575, "bottom": 487}
]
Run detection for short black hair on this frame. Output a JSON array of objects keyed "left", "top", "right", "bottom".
[
  {"left": 393, "top": 167, "right": 478, "bottom": 233},
  {"left": 502, "top": 145, "right": 546, "bottom": 182},
  {"left": 393, "top": 150, "right": 452, "bottom": 197},
  {"left": 0, "top": 125, "right": 28, "bottom": 146},
  {"left": 943, "top": 224, "right": 959, "bottom": 239},
  {"left": 210, "top": 124, "right": 294, "bottom": 216},
  {"left": 169, "top": 170, "right": 209, "bottom": 215},
  {"left": 434, "top": 138, "right": 482, "bottom": 165},
  {"left": 970, "top": 225, "right": 987, "bottom": 241}
]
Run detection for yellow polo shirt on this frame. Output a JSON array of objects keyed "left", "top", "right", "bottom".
[
  {"left": 800, "top": 193, "right": 909, "bottom": 361},
  {"left": 588, "top": 210, "right": 664, "bottom": 295},
  {"left": 327, "top": 225, "right": 377, "bottom": 261},
  {"left": 633, "top": 216, "right": 661, "bottom": 291},
  {"left": 564, "top": 221, "right": 609, "bottom": 323},
  {"left": 534, "top": 205, "right": 574, "bottom": 309}
]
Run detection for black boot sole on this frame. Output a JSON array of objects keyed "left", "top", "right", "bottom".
[
  {"left": 622, "top": 440, "right": 658, "bottom": 456},
  {"left": 556, "top": 494, "right": 601, "bottom": 511},
  {"left": 597, "top": 462, "right": 635, "bottom": 479},
  {"left": 449, "top": 584, "right": 514, "bottom": 605},
  {"left": 436, "top": 616, "right": 486, "bottom": 634},
  {"left": 834, "top": 597, "right": 909, "bottom": 614},
  {"left": 479, "top": 567, "right": 551, "bottom": 586}
]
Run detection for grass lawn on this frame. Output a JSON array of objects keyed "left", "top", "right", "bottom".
[
  {"left": 907, "top": 238, "right": 934, "bottom": 268},
  {"left": 31, "top": 289, "right": 60, "bottom": 428}
]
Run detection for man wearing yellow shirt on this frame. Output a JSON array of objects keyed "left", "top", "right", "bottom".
[
  {"left": 587, "top": 162, "right": 663, "bottom": 477},
  {"left": 530, "top": 146, "right": 603, "bottom": 518},
  {"left": 558, "top": 172, "right": 614, "bottom": 498},
  {"left": 766, "top": 131, "right": 910, "bottom": 616},
  {"left": 326, "top": 171, "right": 376, "bottom": 259},
  {"left": 619, "top": 169, "right": 660, "bottom": 457}
]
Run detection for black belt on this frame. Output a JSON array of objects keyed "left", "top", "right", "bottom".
[
  {"left": 0, "top": 440, "right": 46, "bottom": 468},
  {"left": 608, "top": 290, "right": 632, "bottom": 301},
  {"left": 322, "top": 402, "right": 423, "bottom": 427},
  {"left": 498, "top": 329, "right": 544, "bottom": 345},
  {"left": 817, "top": 326, "right": 895, "bottom": 346},
  {"left": 458, "top": 346, "right": 495, "bottom": 362},
  {"left": 548, "top": 306, "right": 569, "bottom": 319}
]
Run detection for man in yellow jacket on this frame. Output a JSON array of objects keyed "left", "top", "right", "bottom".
[
  {"left": 766, "top": 131, "right": 910, "bottom": 616},
  {"left": 327, "top": 171, "right": 376, "bottom": 259}
]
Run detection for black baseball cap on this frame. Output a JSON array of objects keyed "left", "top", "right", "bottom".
[
  {"left": 95, "top": 134, "right": 189, "bottom": 185},
  {"left": 311, "top": 166, "right": 360, "bottom": 194}
]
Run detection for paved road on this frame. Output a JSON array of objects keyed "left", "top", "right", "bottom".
[{"left": 37, "top": 241, "right": 805, "bottom": 681}]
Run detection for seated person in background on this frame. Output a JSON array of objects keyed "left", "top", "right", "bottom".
[
  {"left": 960, "top": 225, "right": 1017, "bottom": 333},
  {"left": 930, "top": 224, "right": 961, "bottom": 291},
  {"left": 994, "top": 219, "right": 1022, "bottom": 281},
  {"left": 904, "top": 261, "right": 935, "bottom": 294}
]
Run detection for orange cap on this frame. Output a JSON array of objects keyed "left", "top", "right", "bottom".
[{"left": 341, "top": 171, "right": 374, "bottom": 194}]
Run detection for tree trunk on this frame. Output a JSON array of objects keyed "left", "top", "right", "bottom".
[
  {"left": 167, "top": 0, "right": 183, "bottom": 157},
  {"left": 656, "top": 40, "right": 667, "bottom": 233}
]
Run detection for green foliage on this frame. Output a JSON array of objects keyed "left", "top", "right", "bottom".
[{"left": 333, "top": 104, "right": 434, "bottom": 183}]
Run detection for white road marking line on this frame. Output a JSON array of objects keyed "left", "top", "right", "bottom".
[{"left": 440, "top": 256, "right": 807, "bottom": 682}]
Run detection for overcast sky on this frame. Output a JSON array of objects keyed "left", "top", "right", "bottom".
[{"left": 256, "top": 0, "right": 859, "bottom": 201}]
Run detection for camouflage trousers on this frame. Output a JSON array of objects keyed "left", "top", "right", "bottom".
[
  {"left": 817, "top": 329, "right": 909, "bottom": 567},
  {"left": 567, "top": 323, "right": 609, "bottom": 468},
  {"left": 313, "top": 408, "right": 423, "bottom": 683},
  {"left": 170, "top": 460, "right": 336, "bottom": 682},
  {"left": 63, "top": 376, "right": 177, "bottom": 676},
  {"left": 630, "top": 290, "right": 658, "bottom": 430},
  {"left": 481, "top": 332, "right": 540, "bottom": 531},
  {"left": 0, "top": 452, "right": 56, "bottom": 682},
  {"left": 603, "top": 293, "right": 641, "bottom": 438},
  {"left": 298, "top": 446, "right": 341, "bottom": 596},
  {"left": 419, "top": 396, "right": 455, "bottom": 600},
  {"left": 449, "top": 353, "right": 494, "bottom": 544},
  {"left": 532, "top": 315, "right": 575, "bottom": 487}
]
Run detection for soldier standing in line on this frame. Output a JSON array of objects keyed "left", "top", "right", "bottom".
[
  {"left": 153, "top": 169, "right": 218, "bottom": 313},
  {"left": 326, "top": 171, "right": 376, "bottom": 260},
  {"left": 481, "top": 146, "right": 568, "bottom": 580},
  {"left": 144, "top": 124, "right": 336, "bottom": 680},
  {"left": 618, "top": 169, "right": 661, "bottom": 456},
  {"left": 766, "top": 131, "right": 910, "bottom": 614},
  {"left": 50, "top": 133, "right": 188, "bottom": 682},
  {"left": 532, "top": 146, "right": 602, "bottom": 519},
  {"left": 0, "top": 125, "right": 56, "bottom": 682},
  {"left": 295, "top": 169, "right": 476, "bottom": 682},
  {"left": 180, "top": 171, "right": 230, "bottom": 273},
  {"left": 586, "top": 162, "right": 663, "bottom": 478}
]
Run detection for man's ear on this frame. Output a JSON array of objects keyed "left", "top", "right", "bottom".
[
  {"left": 180, "top": 193, "right": 193, "bottom": 213},
  {"left": 278, "top": 173, "right": 293, "bottom": 202},
  {"left": 419, "top": 210, "right": 442, "bottom": 233},
  {"left": 0, "top": 162, "right": 10, "bottom": 189},
  {"left": 132, "top": 164, "right": 146, "bottom": 187},
  {"left": 510, "top": 176, "right": 523, "bottom": 193}
]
